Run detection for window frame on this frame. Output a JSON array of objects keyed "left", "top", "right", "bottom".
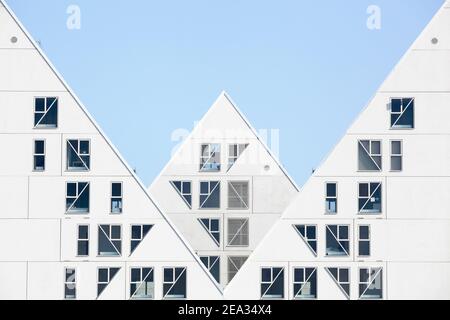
[
  {"left": 325, "top": 224, "right": 350, "bottom": 257},
  {"left": 293, "top": 224, "right": 317, "bottom": 257},
  {"left": 65, "top": 181, "right": 90, "bottom": 214},
  {"left": 390, "top": 97, "right": 415, "bottom": 130},
  {"left": 325, "top": 182, "right": 338, "bottom": 214},
  {"left": 198, "top": 218, "right": 221, "bottom": 246},
  {"left": 63, "top": 267, "right": 77, "bottom": 300},
  {"left": 97, "top": 267, "right": 120, "bottom": 298},
  {"left": 110, "top": 182, "right": 123, "bottom": 214},
  {"left": 226, "top": 218, "right": 249, "bottom": 247},
  {"left": 325, "top": 267, "right": 350, "bottom": 299},
  {"left": 32, "top": 139, "right": 46, "bottom": 172},
  {"left": 98, "top": 224, "right": 122, "bottom": 257},
  {"left": 227, "top": 143, "right": 249, "bottom": 171},
  {"left": 358, "top": 225, "right": 371, "bottom": 257},
  {"left": 359, "top": 267, "right": 383, "bottom": 300},
  {"left": 130, "top": 224, "right": 153, "bottom": 255},
  {"left": 358, "top": 182, "right": 382, "bottom": 215},
  {"left": 292, "top": 267, "right": 317, "bottom": 300},
  {"left": 357, "top": 139, "right": 382, "bottom": 172},
  {"left": 66, "top": 139, "right": 91, "bottom": 172},
  {"left": 200, "top": 256, "right": 220, "bottom": 284},
  {"left": 76, "top": 224, "right": 89, "bottom": 257},
  {"left": 162, "top": 267, "right": 187, "bottom": 299},
  {"left": 33, "top": 96, "right": 59, "bottom": 129},
  {"left": 199, "top": 181, "right": 221, "bottom": 209},
  {"left": 227, "top": 180, "right": 250, "bottom": 210},
  {"left": 261, "top": 267, "right": 285, "bottom": 300},
  {"left": 170, "top": 180, "right": 192, "bottom": 209},
  {"left": 390, "top": 140, "right": 403, "bottom": 172},
  {"left": 227, "top": 256, "right": 248, "bottom": 284},
  {"left": 130, "top": 267, "right": 154, "bottom": 300},
  {"left": 199, "top": 143, "right": 221, "bottom": 172}
]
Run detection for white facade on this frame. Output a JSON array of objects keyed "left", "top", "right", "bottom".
[
  {"left": 0, "top": 0, "right": 222, "bottom": 300},
  {"left": 225, "top": 1, "right": 450, "bottom": 300},
  {"left": 149, "top": 93, "right": 299, "bottom": 287}
]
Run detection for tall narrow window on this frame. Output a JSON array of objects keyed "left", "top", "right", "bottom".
[
  {"left": 293, "top": 225, "right": 317, "bottom": 256},
  {"left": 77, "top": 225, "right": 89, "bottom": 256},
  {"left": 228, "top": 181, "right": 249, "bottom": 209},
  {"left": 67, "top": 140, "right": 90, "bottom": 171},
  {"left": 130, "top": 267, "right": 154, "bottom": 299},
  {"left": 97, "top": 267, "right": 120, "bottom": 298},
  {"left": 326, "top": 225, "right": 350, "bottom": 256},
  {"left": 111, "top": 182, "right": 123, "bottom": 214},
  {"left": 261, "top": 267, "right": 284, "bottom": 299},
  {"left": 200, "top": 256, "right": 220, "bottom": 283},
  {"left": 358, "top": 140, "right": 382, "bottom": 171},
  {"left": 130, "top": 225, "right": 153, "bottom": 254},
  {"left": 170, "top": 181, "right": 192, "bottom": 208},
  {"left": 64, "top": 268, "right": 76, "bottom": 299},
  {"left": 200, "top": 143, "right": 221, "bottom": 172},
  {"left": 200, "top": 181, "right": 220, "bottom": 209},
  {"left": 358, "top": 225, "right": 371, "bottom": 257},
  {"left": 359, "top": 267, "right": 383, "bottom": 299},
  {"left": 228, "top": 143, "right": 248, "bottom": 171},
  {"left": 391, "top": 98, "right": 414, "bottom": 129},
  {"left": 293, "top": 267, "right": 317, "bottom": 299},
  {"left": 390, "top": 140, "right": 403, "bottom": 171},
  {"left": 326, "top": 267, "right": 350, "bottom": 299},
  {"left": 98, "top": 225, "right": 122, "bottom": 257},
  {"left": 34, "top": 97, "right": 58, "bottom": 128},
  {"left": 325, "top": 182, "right": 337, "bottom": 214},
  {"left": 66, "top": 182, "right": 90, "bottom": 213},
  {"left": 227, "top": 256, "right": 248, "bottom": 283},
  {"left": 227, "top": 218, "right": 249, "bottom": 247},
  {"left": 33, "top": 140, "right": 45, "bottom": 171},
  {"left": 358, "top": 182, "right": 382, "bottom": 214},
  {"left": 163, "top": 267, "right": 187, "bottom": 299},
  {"left": 198, "top": 218, "right": 220, "bottom": 246}
]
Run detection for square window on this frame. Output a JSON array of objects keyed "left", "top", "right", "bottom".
[
  {"left": 34, "top": 97, "right": 58, "bottom": 128},
  {"left": 391, "top": 98, "right": 414, "bottom": 129}
]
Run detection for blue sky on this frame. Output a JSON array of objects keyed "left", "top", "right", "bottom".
[{"left": 5, "top": 0, "right": 444, "bottom": 186}]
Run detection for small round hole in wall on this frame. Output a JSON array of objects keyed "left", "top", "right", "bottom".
[
  {"left": 10, "top": 36, "right": 18, "bottom": 44},
  {"left": 264, "top": 165, "right": 270, "bottom": 171},
  {"left": 431, "top": 37, "right": 439, "bottom": 45}
]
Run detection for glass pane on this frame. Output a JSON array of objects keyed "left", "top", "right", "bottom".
[
  {"left": 112, "top": 183, "right": 122, "bottom": 197},
  {"left": 391, "top": 141, "right": 402, "bottom": 155},
  {"left": 326, "top": 183, "right": 336, "bottom": 197}
]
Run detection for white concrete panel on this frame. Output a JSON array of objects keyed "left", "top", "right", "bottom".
[
  {"left": 412, "top": 7, "right": 450, "bottom": 50},
  {"left": 0, "top": 7, "right": 33, "bottom": 49},
  {"left": 62, "top": 134, "right": 129, "bottom": 177},
  {"left": 0, "top": 220, "right": 60, "bottom": 261},
  {"left": 253, "top": 176, "right": 298, "bottom": 213},
  {"left": 0, "top": 176, "right": 28, "bottom": 218},
  {"left": 0, "top": 134, "right": 61, "bottom": 176},
  {"left": 0, "top": 92, "right": 98, "bottom": 134},
  {"left": 0, "top": 50, "right": 65, "bottom": 91},
  {"left": 0, "top": 263, "right": 27, "bottom": 299},
  {"left": 349, "top": 93, "right": 450, "bottom": 135},
  {"left": 380, "top": 50, "right": 450, "bottom": 92},
  {"left": 387, "top": 177, "right": 450, "bottom": 219},
  {"left": 387, "top": 262, "right": 450, "bottom": 300}
]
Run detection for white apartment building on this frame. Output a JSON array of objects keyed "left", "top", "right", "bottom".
[
  {"left": 0, "top": 0, "right": 223, "bottom": 300},
  {"left": 225, "top": 0, "right": 450, "bottom": 300},
  {"left": 149, "top": 92, "right": 299, "bottom": 287}
]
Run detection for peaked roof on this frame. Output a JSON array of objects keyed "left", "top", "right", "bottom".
[
  {"left": 225, "top": 0, "right": 450, "bottom": 297},
  {"left": 150, "top": 90, "right": 300, "bottom": 192},
  {"left": 0, "top": 0, "right": 223, "bottom": 295}
]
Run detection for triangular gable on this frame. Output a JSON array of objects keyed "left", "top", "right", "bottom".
[
  {"left": 225, "top": 0, "right": 450, "bottom": 300},
  {"left": 0, "top": 0, "right": 222, "bottom": 299}
]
